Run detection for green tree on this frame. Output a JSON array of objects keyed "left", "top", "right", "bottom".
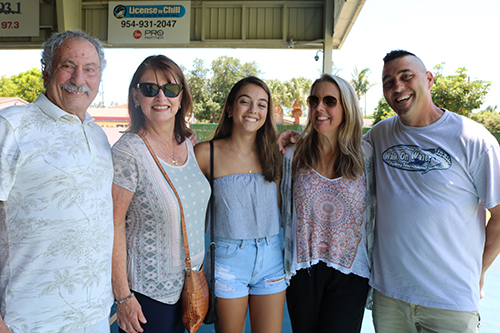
[
  {"left": 209, "top": 56, "right": 260, "bottom": 121},
  {"left": 266, "top": 79, "right": 286, "bottom": 108},
  {"left": 351, "top": 67, "right": 375, "bottom": 116},
  {"left": 187, "top": 56, "right": 261, "bottom": 122},
  {"left": 350, "top": 67, "right": 375, "bottom": 100},
  {"left": 186, "top": 59, "right": 213, "bottom": 122},
  {"left": 266, "top": 79, "right": 287, "bottom": 124},
  {"left": 187, "top": 59, "right": 208, "bottom": 105},
  {"left": 470, "top": 107, "right": 500, "bottom": 133},
  {"left": 372, "top": 97, "right": 396, "bottom": 125},
  {"left": 282, "top": 77, "right": 312, "bottom": 114},
  {"left": 0, "top": 76, "right": 17, "bottom": 97},
  {"left": 431, "top": 64, "right": 491, "bottom": 118},
  {"left": 0, "top": 68, "right": 44, "bottom": 102},
  {"left": 484, "top": 105, "right": 498, "bottom": 113}
]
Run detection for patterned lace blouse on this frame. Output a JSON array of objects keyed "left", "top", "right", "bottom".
[
  {"left": 112, "top": 133, "right": 210, "bottom": 304},
  {"left": 281, "top": 142, "right": 375, "bottom": 286},
  {"left": 293, "top": 167, "right": 369, "bottom": 277}
]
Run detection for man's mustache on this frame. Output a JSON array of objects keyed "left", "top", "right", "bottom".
[{"left": 60, "top": 83, "right": 91, "bottom": 96}]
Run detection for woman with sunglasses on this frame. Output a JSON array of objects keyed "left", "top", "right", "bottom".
[
  {"left": 111, "top": 55, "right": 210, "bottom": 333},
  {"left": 280, "top": 74, "right": 375, "bottom": 332},
  {"left": 194, "top": 77, "right": 286, "bottom": 333}
]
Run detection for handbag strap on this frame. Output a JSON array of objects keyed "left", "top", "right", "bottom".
[
  {"left": 209, "top": 140, "right": 214, "bottom": 237},
  {"left": 137, "top": 132, "right": 193, "bottom": 271},
  {"left": 209, "top": 140, "right": 215, "bottom": 281}
]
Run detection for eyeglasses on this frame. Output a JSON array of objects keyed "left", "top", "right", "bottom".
[
  {"left": 136, "top": 82, "right": 183, "bottom": 98},
  {"left": 307, "top": 95, "right": 339, "bottom": 108}
]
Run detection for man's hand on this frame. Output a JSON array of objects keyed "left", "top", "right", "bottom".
[
  {"left": 479, "top": 272, "right": 485, "bottom": 299},
  {"left": 116, "top": 296, "right": 147, "bottom": 333},
  {"left": 277, "top": 130, "right": 300, "bottom": 154},
  {"left": 190, "top": 133, "right": 200, "bottom": 147},
  {"left": 480, "top": 204, "right": 500, "bottom": 300}
]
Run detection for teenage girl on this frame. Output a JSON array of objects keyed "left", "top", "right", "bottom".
[{"left": 195, "top": 76, "right": 286, "bottom": 333}]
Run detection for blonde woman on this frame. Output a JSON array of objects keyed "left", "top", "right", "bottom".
[{"left": 280, "top": 74, "right": 375, "bottom": 333}]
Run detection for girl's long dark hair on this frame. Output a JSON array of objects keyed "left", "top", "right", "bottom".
[{"left": 212, "top": 76, "right": 282, "bottom": 182}]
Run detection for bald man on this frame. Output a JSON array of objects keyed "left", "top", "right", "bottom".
[{"left": 365, "top": 50, "right": 500, "bottom": 333}]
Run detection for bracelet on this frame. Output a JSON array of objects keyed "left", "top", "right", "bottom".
[{"left": 115, "top": 292, "right": 134, "bottom": 305}]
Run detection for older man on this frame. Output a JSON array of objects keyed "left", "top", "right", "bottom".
[
  {"left": 366, "top": 50, "right": 500, "bottom": 332},
  {"left": 0, "top": 30, "right": 114, "bottom": 333}
]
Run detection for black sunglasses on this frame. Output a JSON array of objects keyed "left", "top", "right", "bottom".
[
  {"left": 136, "top": 82, "right": 183, "bottom": 98},
  {"left": 307, "top": 95, "right": 339, "bottom": 108}
]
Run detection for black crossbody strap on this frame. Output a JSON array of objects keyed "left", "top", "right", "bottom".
[{"left": 208, "top": 140, "right": 217, "bottom": 308}]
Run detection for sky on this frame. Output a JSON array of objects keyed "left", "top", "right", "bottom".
[{"left": 1, "top": 0, "right": 499, "bottom": 115}]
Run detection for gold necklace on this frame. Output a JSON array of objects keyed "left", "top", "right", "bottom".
[
  {"left": 163, "top": 145, "right": 178, "bottom": 165},
  {"left": 151, "top": 133, "right": 180, "bottom": 165},
  {"left": 229, "top": 139, "right": 256, "bottom": 173}
]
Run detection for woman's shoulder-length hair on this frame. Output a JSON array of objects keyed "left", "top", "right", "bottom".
[{"left": 126, "top": 55, "right": 193, "bottom": 143}]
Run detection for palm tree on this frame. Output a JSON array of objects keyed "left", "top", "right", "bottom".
[
  {"left": 283, "top": 77, "right": 313, "bottom": 111},
  {"left": 267, "top": 77, "right": 312, "bottom": 122},
  {"left": 351, "top": 67, "right": 375, "bottom": 115},
  {"left": 350, "top": 67, "right": 374, "bottom": 100},
  {"left": 267, "top": 79, "right": 287, "bottom": 125}
]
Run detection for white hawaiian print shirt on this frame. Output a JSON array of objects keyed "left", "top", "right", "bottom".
[{"left": 0, "top": 94, "right": 114, "bottom": 332}]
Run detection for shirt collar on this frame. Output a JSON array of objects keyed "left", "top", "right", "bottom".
[{"left": 34, "top": 93, "right": 94, "bottom": 124}]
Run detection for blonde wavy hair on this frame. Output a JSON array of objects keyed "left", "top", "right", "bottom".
[{"left": 293, "top": 74, "right": 364, "bottom": 179}]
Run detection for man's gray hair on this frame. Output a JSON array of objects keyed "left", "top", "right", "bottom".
[{"left": 41, "top": 30, "right": 107, "bottom": 76}]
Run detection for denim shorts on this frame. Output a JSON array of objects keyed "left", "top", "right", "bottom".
[{"left": 206, "top": 234, "right": 287, "bottom": 299}]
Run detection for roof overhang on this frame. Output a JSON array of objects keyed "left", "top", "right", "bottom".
[{"left": 0, "top": 0, "right": 366, "bottom": 51}]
